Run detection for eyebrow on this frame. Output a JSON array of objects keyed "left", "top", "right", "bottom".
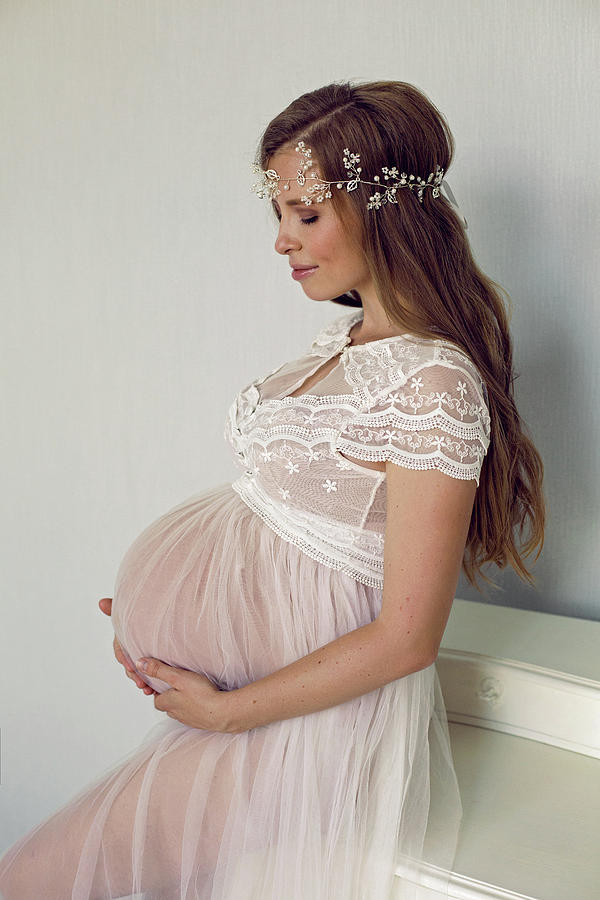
[{"left": 271, "top": 198, "right": 309, "bottom": 208}]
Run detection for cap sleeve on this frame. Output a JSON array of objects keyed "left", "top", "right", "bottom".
[{"left": 335, "top": 353, "right": 492, "bottom": 486}]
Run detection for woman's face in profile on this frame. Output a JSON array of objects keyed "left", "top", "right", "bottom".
[{"left": 268, "top": 147, "right": 373, "bottom": 303}]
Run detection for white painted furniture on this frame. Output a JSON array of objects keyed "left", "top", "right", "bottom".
[{"left": 393, "top": 598, "right": 600, "bottom": 899}]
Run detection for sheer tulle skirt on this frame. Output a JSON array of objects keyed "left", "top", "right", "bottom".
[{"left": 0, "top": 482, "right": 461, "bottom": 899}]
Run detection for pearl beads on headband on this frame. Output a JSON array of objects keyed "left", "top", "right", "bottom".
[{"left": 251, "top": 140, "right": 444, "bottom": 210}]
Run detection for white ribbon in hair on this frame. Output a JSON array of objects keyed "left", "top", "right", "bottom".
[{"left": 439, "top": 180, "right": 468, "bottom": 230}]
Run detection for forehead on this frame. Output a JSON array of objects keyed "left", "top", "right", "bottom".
[
  {"left": 267, "top": 146, "right": 324, "bottom": 207},
  {"left": 267, "top": 145, "right": 317, "bottom": 175}
]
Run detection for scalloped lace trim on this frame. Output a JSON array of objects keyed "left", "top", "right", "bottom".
[
  {"left": 334, "top": 438, "right": 483, "bottom": 486},
  {"left": 231, "top": 476, "right": 385, "bottom": 588}
]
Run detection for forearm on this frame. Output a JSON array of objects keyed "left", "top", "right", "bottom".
[{"left": 221, "top": 618, "right": 433, "bottom": 733}]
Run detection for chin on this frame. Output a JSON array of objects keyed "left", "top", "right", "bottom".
[{"left": 301, "top": 286, "right": 348, "bottom": 303}]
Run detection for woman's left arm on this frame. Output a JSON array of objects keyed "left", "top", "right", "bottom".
[{"left": 218, "top": 462, "right": 477, "bottom": 733}]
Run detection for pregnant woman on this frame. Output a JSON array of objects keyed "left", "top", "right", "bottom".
[{"left": 0, "top": 79, "right": 545, "bottom": 899}]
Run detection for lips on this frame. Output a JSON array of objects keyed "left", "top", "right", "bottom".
[{"left": 291, "top": 265, "right": 318, "bottom": 281}]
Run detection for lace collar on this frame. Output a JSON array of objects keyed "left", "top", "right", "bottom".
[
  {"left": 309, "top": 308, "right": 418, "bottom": 358},
  {"left": 309, "top": 308, "right": 463, "bottom": 359},
  {"left": 309, "top": 309, "right": 367, "bottom": 357}
]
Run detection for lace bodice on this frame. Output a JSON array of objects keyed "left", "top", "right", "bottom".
[{"left": 224, "top": 309, "right": 491, "bottom": 587}]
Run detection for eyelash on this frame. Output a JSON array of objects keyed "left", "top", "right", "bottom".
[{"left": 274, "top": 213, "right": 318, "bottom": 226}]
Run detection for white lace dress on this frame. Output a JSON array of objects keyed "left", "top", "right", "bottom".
[{"left": 0, "top": 308, "right": 491, "bottom": 900}]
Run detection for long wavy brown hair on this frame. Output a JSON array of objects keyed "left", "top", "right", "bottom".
[{"left": 255, "top": 79, "right": 546, "bottom": 593}]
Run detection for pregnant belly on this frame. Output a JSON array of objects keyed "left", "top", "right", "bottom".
[
  {"left": 109, "top": 481, "right": 379, "bottom": 696},
  {"left": 110, "top": 495, "right": 225, "bottom": 694},
  {"left": 109, "top": 483, "right": 296, "bottom": 695}
]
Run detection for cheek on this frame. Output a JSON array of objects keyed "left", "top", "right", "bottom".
[{"left": 313, "top": 221, "right": 345, "bottom": 262}]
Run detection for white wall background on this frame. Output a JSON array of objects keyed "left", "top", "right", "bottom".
[{"left": 1, "top": 0, "right": 598, "bottom": 847}]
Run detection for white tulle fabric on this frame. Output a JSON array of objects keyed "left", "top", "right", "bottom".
[{"left": 0, "top": 309, "right": 488, "bottom": 900}]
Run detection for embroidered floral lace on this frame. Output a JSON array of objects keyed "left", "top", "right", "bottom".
[{"left": 224, "top": 309, "right": 491, "bottom": 587}]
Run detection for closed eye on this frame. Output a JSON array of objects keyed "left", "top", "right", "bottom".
[{"left": 273, "top": 209, "right": 318, "bottom": 226}]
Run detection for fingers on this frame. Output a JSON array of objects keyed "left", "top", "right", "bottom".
[
  {"left": 129, "top": 669, "right": 156, "bottom": 695},
  {"left": 100, "top": 598, "right": 155, "bottom": 694},
  {"left": 98, "top": 597, "right": 113, "bottom": 617},
  {"left": 123, "top": 661, "right": 156, "bottom": 694},
  {"left": 111, "top": 632, "right": 157, "bottom": 696},
  {"left": 113, "top": 636, "right": 132, "bottom": 669},
  {"left": 113, "top": 637, "right": 153, "bottom": 692}
]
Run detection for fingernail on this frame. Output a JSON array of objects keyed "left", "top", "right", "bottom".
[{"left": 136, "top": 659, "right": 147, "bottom": 671}]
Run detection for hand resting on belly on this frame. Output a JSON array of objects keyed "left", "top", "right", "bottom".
[{"left": 98, "top": 597, "right": 157, "bottom": 696}]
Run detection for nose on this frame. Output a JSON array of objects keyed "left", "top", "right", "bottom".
[{"left": 274, "top": 220, "right": 301, "bottom": 256}]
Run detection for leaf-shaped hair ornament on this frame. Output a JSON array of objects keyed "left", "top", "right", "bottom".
[{"left": 251, "top": 140, "right": 466, "bottom": 227}]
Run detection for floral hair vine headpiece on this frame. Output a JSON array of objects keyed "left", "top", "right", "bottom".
[{"left": 251, "top": 140, "right": 444, "bottom": 210}]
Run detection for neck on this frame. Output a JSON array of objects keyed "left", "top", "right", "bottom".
[{"left": 349, "top": 301, "right": 410, "bottom": 344}]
